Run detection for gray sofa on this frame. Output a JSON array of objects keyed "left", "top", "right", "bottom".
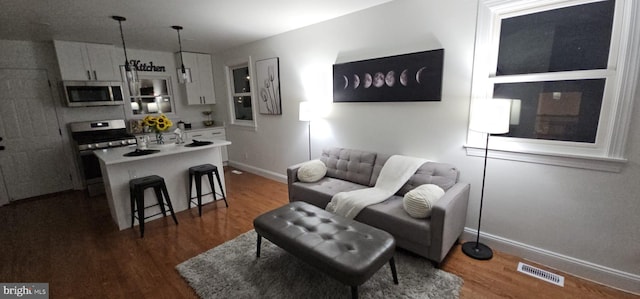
[{"left": 287, "top": 147, "right": 470, "bottom": 265}]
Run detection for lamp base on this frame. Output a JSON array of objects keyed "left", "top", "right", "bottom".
[{"left": 462, "top": 241, "right": 493, "bottom": 260}]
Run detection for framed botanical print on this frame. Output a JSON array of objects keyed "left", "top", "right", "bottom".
[{"left": 255, "top": 57, "right": 282, "bottom": 115}]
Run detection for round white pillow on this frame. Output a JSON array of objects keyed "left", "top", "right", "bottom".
[
  {"left": 402, "top": 184, "right": 445, "bottom": 218},
  {"left": 297, "top": 160, "right": 327, "bottom": 183}
]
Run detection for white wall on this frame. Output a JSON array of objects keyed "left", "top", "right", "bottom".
[{"left": 213, "top": 0, "right": 640, "bottom": 293}]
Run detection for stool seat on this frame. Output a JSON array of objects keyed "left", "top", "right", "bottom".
[
  {"left": 189, "top": 164, "right": 217, "bottom": 174},
  {"left": 188, "top": 164, "right": 228, "bottom": 216},
  {"left": 130, "top": 175, "right": 164, "bottom": 189},
  {"left": 129, "top": 175, "right": 178, "bottom": 237}
]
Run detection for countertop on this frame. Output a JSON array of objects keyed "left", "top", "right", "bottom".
[
  {"left": 185, "top": 124, "right": 224, "bottom": 131},
  {"left": 130, "top": 125, "right": 224, "bottom": 136},
  {"left": 94, "top": 139, "right": 231, "bottom": 165}
]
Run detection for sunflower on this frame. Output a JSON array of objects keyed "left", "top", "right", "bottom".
[
  {"left": 142, "top": 115, "right": 157, "bottom": 127},
  {"left": 143, "top": 114, "right": 173, "bottom": 132}
]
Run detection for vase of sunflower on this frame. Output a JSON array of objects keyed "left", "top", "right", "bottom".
[{"left": 142, "top": 114, "right": 174, "bottom": 144}]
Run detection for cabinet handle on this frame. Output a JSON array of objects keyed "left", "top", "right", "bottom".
[
  {"left": 87, "top": 71, "right": 91, "bottom": 80},
  {"left": 93, "top": 70, "right": 98, "bottom": 80}
]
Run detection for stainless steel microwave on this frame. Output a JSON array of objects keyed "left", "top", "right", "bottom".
[{"left": 63, "top": 81, "right": 124, "bottom": 107}]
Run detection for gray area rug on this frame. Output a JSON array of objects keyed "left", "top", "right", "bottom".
[{"left": 176, "top": 230, "right": 463, "bottom": 298}]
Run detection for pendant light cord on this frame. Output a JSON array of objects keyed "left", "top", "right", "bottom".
[
  {"left": 113, "top": 16, "right": 131, "bottom": 70},
  {"left": 172, "top": 26, "right": 187, "bottom": 72}
]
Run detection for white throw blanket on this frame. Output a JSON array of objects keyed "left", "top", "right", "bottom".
[{"left": 326, "top": 155, "right": 427, "bottom": 219}]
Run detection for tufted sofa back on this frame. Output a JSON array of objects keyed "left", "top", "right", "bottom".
[
  {"left": 320, "top": 147, "right": 459, "bottom": 194},
  {"left": 320, "top": 147, "right": 377, "bottom": 186},
  {"left": 373, "top": 153, "right": 459, "bottom": 195}
]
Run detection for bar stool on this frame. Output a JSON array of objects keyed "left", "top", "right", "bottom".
[
  {"left": 188, "top": 164, "right": 228, "bottom": 216},
  {"left": 129, "top": 175, "right": 178, "bottom": 238}
]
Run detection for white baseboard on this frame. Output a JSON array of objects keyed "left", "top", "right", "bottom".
[
  {"left": 461, "top": 229, "right": 640, "bottom": 295},
  {"left": 227, "top": 160, "right": 287, "bottom": 183}
]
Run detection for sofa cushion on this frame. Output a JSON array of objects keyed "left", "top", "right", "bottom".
[
  {"left": 290, "top": 177, "right": 368, "bottom": 209},
  {"left": 320, "top": 147, "right": 377, "bottom": 186},
  {"left": 297, "top": 160, "right": 327, "bottom": 183},
  {"left": 356, "top": 196, "right": 431, "bottom": 247},
  {"left": 396, "top": 162, "right": 458, "bottom": 195},
  {"left": 402, "top": 184, "right": 445, "bottom": 218}
]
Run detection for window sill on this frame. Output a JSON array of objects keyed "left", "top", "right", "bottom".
[
  {"left": 229, "top": 121, "right": 257, "bottom": 131},
  {"left": 463, "top": 144, "right": 627, "bottom": 172}
]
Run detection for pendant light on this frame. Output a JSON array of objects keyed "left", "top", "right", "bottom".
[
  {"left": 112, "top": 16, "right": 139, "bottom": 95},
  {"left": 172, "top": 25, "right": 192, "bottom": 84}
]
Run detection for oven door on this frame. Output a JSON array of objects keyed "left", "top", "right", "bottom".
[{"left": 78, "top": 150, "right": 104, "bottom": 196}]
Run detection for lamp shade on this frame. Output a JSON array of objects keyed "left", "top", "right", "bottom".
[
  {"left": 177, "top": 67, "right": 192, "bottom": 84},
  {"left": 469, "top": 98, "right": 511, "bottom": 134}
]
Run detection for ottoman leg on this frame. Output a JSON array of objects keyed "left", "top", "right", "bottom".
[
  {"left": 351, "top": 285, "right": 358, "bottom": 299},
  {"left": 256, "top": 234, "right": 262, "bottom": 258},
  {"left": 389, "top": 257, "right": 398, "bottom": 284}
]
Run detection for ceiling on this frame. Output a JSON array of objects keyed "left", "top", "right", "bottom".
[{"left": 0, "top": 0, "right": 392, "bottom": 54}]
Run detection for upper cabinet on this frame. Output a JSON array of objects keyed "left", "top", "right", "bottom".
[
  {"left": 54, "top": 40, "right": 119, "bottom": 81},
  {"left": 180, "top": 52, "right": 216, "bottom": 105}
]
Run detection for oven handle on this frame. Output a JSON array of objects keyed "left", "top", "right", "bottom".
[{"left": 78, "top": 150, "right": 97, "bottom": 156}]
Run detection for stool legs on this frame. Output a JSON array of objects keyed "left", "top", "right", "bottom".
[
  {"left": 129, "top": 175, "right": 178, "bottom": 238},
  {"left": 130, "top": 186, "right": 136, "bottom": 229},
  {"left": 154, "top": 186, "right": 167, "bottom": 217},
  {"left": 195, "top": 173, "right": 204, "bottom": 216},
  {"left": 135, "top": 187, "right": 146, "bottom": 238},
  {"left": 189, "top": 165, "right": 228, "bottom": 216},
  {"left": 188, "top": 173, "right": 194, "bottom": 210},
  {"left": 161, "top": 183, "right": 178, "bottom": 225},
  {"left": 213, "top": 168, "right": 228, "bottom": 207}
]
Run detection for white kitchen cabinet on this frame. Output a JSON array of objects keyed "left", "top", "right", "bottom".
[
  {"left": 188, "top": 127, "right": 228, "bottom": 162},
  {"left": 54, "top": 40, "right": 119, "bottom": 81},
  {"left": 180, "top": 52, "right": 216, "bottom": 105}
]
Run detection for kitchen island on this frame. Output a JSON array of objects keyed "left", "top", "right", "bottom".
[{"left": 94, "top": 139, "right": 231, "bottom": 230}]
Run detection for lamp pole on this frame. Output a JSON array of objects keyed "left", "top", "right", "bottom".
[
  {"left": 299, "top": 102, "right": 314, "bottom": 160},
  {"left": 462, "top": 132, "right": 493, "bottom": 260},
  {"left": 307, "top": 121, "right": 312, "bottom": 160}
]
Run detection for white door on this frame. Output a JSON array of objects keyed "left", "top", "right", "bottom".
[{"left": 0, "top": 69, "right": 72, "bottom": 204}]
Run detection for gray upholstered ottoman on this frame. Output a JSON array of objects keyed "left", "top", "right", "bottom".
[{"left": 253, "top": 201, "right": 398, "bottom": 299}]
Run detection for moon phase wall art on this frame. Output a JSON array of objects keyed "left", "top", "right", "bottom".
[{"left": 333, "top": 49, "right": 444, "bottom": 102}]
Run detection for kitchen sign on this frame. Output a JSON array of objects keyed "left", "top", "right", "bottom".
[{"left": 130, "top": 60, "right": 166, "bottom": 72}]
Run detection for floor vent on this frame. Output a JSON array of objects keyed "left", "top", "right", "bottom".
[{"left": 517, "top": 262, "right": 565, "bottom": 287}]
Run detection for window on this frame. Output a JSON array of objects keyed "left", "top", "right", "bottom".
[
  {"left": 129, "top": 77, "right": 175, "bottom": 115},
  {"left": 467, "top": 0, "right": 640, "bottom": 171},
  {"left": 227, "top": 61, "right": 256, "bottom": 127}
]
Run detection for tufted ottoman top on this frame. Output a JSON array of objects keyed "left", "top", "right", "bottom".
[{"left": 253, "top": 201, "right": 396, "bottom": 286}]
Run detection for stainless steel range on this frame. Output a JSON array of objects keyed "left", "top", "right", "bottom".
[{"left": 70, "top": 119, "right": 136, "bottom": 196}]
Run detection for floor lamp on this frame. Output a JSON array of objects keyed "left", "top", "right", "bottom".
[
  {"left": 462, "top": 98, "right": 512, "bottom": 260},
  {"left": 299, "top": 102, "right": 314, "bottom": 160}
]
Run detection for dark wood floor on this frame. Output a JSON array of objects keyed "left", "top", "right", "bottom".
[{"left": 0, "top": 168, "right": 636, "bottom": 298}]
